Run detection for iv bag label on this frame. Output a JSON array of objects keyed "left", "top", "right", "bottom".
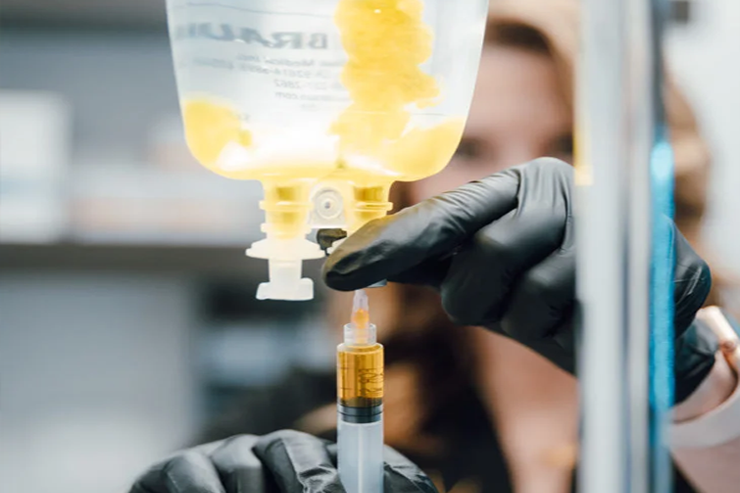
[
  {"left": 167, "top": 0, "right": 350, "bottom": 125},
  {"left": 172, "top": 23, "right": 329, "bottom": 51}
]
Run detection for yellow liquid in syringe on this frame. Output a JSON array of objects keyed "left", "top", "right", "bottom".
[{"left": 181, "top": 0, "right": 463, "bottom": 185}]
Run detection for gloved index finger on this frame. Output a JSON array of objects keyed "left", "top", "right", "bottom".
[{"left": 323, "top": 170, "right": 521, "bottom": 291}]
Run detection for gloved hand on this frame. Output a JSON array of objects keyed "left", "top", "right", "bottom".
[
  {"left": 129, "top": 430, "right": 437, "bottom": 493},
  {"left": 322, "top": 158, "right": 716, "bottom": 403}
]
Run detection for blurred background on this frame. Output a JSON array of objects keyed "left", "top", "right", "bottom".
[{"left": 0, "top": 1, "right": 738, "bottom": 492}]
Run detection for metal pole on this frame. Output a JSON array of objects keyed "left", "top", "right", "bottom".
[
  {"left": 575, "top": 0, "right": 630, "bottom": 487},
  {"left": 626, "top": 0, "right": 656, "bottom": 491},
  {"left": 575, "top": 0, "right": 658, "bottom": 491}
]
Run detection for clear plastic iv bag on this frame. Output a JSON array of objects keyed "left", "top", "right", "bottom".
[{"left": 166, "top": 0, "right": 489, "bottom": 300}]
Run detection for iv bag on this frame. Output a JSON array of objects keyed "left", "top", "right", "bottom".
[{"left": 166, "top": 0, "right": 489, "bottom": 300}]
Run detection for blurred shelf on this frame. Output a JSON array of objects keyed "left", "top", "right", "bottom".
[
  {"left": 0, "top": 241, "right": 264, "bottom": 275},
  {"left": 67, "top": 163, "right": 261, "bottom": 201},
  {"left": 2, "top": 160, "right": 268, "bottom": 251},
  {"left": 0, "top": 0, "right": 166, "bottom": 31},
  {"left": 0, "top": 240, "right": 325, "bottom": 285}
]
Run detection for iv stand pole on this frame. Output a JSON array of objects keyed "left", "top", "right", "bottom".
[{"left": 576, "top": 0, "right": 669, "bottom": 491}]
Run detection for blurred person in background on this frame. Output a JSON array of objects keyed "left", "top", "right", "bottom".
[{"left": 130, "top": 1, "right": 739, "bottom": 492}]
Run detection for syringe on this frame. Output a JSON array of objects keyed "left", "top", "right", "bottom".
[{"left": 337, "top": 289, "right": 384, "bottom": 493}]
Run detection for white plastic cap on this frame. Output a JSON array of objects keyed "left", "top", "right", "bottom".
[
  {"left": 246, "top": 237, "right": 325, "bottom": 301},
  {"left": 256, "top": 260, "right": 314, "bottom": 301}
]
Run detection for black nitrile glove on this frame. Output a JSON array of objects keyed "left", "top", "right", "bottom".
[
  {"left": 129, "top": 430, "right": 437, "bottom": 493},
  {"left": 323, "top": 158, "right": 717, "bottom": 403}
]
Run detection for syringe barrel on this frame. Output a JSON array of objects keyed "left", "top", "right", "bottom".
[
  {"left": 338, "top": 409, "right": 384, "bottom": 493},
  {"left": 337, "top": 338, "right": 383, "bottom": 407},
  {"left": 337, "top": 318, "right": 384, "bottom": 493}
]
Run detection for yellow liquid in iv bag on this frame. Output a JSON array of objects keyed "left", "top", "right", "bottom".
[{"left": 181, "top": 0, "right": 464, "bottom": 234}]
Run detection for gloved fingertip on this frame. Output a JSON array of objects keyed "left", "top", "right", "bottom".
[
  {"left": 252, "top": 430, "right": 304, "bottom": 457},
  {"left": 321, "top": 260, "right": 360, "bottom": 292},
  {"left": 209, "top": 435, "right": 265, "bottom": 493},
  {"left": 322, "top": 250, "right": 383, "bottom": 291},
  {"left": 162, "top": 451, "right": 226, "bottom": 493}
]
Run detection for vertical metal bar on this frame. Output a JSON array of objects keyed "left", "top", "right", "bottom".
[
  {"left": 575, "top": 0, "right": 630, "bottom": 489},
  {"left": 575, "top": 0, "right": 658, "bottom": 491},
  {"left": 626, "top": 0, "right": 656, "bottom": 491}
]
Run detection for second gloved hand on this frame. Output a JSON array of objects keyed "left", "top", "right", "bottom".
[
  {"left": 323, "top": 158, "right": 716, "bottom": 403},
  {"left": 129, "top": 430, "right": 437, "bottom": 493}
]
